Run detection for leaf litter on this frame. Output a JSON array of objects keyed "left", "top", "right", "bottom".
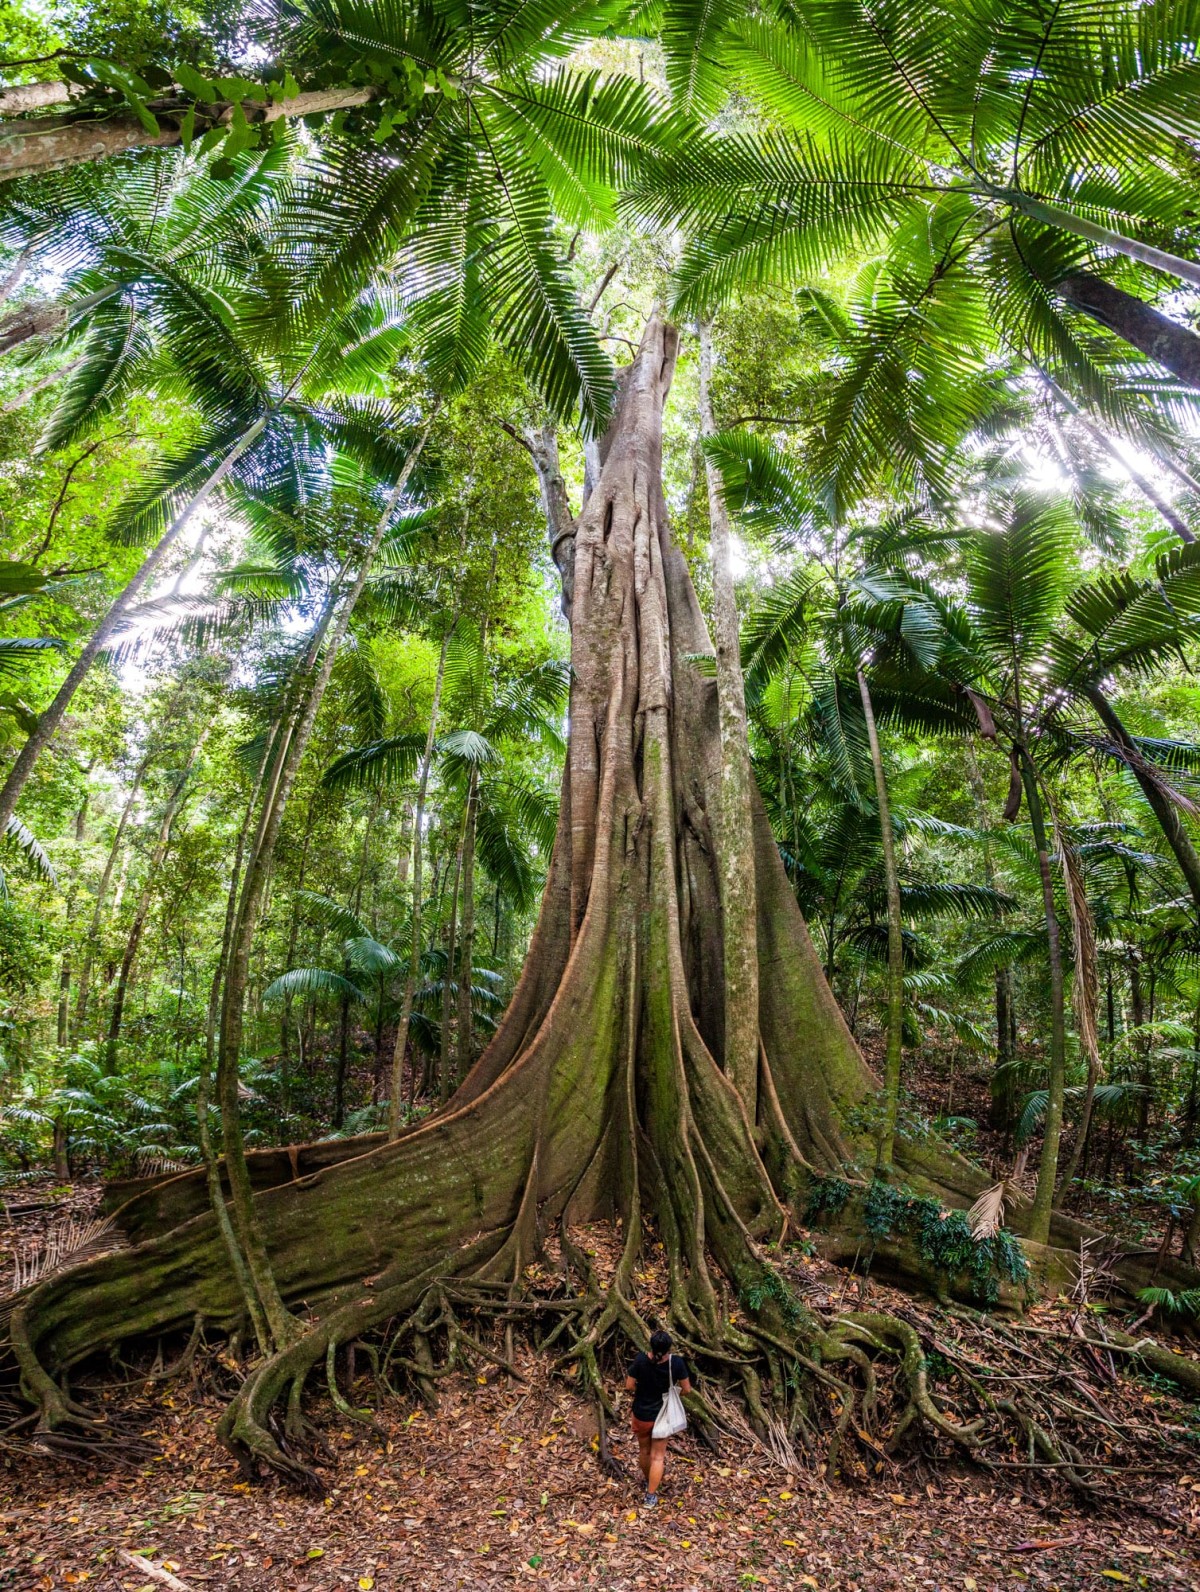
[{"left": 2, "top": 1201, "right": 1200, "bottom": 1589}]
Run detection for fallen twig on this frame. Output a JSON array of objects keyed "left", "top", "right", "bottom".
[{"left": 118, "top": 1550, "right": 192, "bottom": 1589}]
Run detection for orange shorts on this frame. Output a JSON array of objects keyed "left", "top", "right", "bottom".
[{"left": 630, "top": 1414, "right": 660, "bottom": 1439}]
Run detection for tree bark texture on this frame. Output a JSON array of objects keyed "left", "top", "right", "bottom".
[
  {"left": 0, "top": 88, "right": 374, "bottom": 182},
  {"left": 1059, "top": 272, "right": 1200, "bottom": 388},
  {"left": 0, "top": 298, "right": 64, "bottom": 354},
  {"left": 697, "top": 319, "right": 759, "bottom": 1117}
]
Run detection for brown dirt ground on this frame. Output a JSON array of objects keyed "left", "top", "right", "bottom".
[{"left": 2, "top": 1350, "right": 1200, "bottom": 1592}]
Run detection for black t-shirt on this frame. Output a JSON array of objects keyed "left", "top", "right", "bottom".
[{"left": 627, "top": 1351, "right": 691, "bottom": 1421}]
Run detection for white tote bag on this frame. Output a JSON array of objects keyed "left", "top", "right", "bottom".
[{"left": 651, "top": 1354, "right": 687, "bottom": 1439}]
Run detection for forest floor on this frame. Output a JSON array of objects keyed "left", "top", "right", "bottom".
[
  {"left": 4, "top": 1180, "right": 1200, "bottom": 1590},
  {"left": 1, "top": 1327, "right": 1199, "bottom": 1592}
]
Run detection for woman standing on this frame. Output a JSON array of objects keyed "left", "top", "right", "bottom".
[{"left": 624, "top": 1329, "right": 693, "bottom": 1506}]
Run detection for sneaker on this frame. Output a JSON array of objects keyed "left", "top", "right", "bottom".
[{"left": 642, "top": 1491, "right": 658, "bottom": 1508}]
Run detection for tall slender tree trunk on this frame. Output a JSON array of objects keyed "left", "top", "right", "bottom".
[
  {"left": 857, "top": 670, "right": 904, "bottom": 1169},
  {"left": 74, "top": 752, "right": 149, "bottom": 1037},
  {"left": 56, "top": 925, "right": 72, "bottom": 1048},
  {"left": 0, "top": 419, "right": 266, "bottom": 837},
  {"left": 964, "top": 742, "right": 1017, "bottom": 1129},
  {"left": 192, "top": 741, "right": 276, "bottom": 1353},
  {"left": 1133, "top": 955, "right": 1152, "bottom": 1146},
  {"left": 1085, "top": 685, "right": 1200, "bottom": 915},
  {"left": 1058, "top": 273, "right": 1200, "bottom": 389},
  {"left": 218, "top": 427, "right": 432, "bottom": 1347},
  {"left": 1043, "top": 376, "right": 1194, "bottom": 543},
  {"left": 280, "top": 791, "right": 318, "bottom": 1071},
  {"left": 697, "top": 319, "right": 759, "bottom": 1118},
  {"left": 103, "top": 737, "right": 204, "bottom": 1071},
  {"left": 1022, "top": 753, "right": 1067, "bottom": 1246},
  {"left": 439, "top": 833, "right": 463, "bottom": 1103},
  {"left": 455, "top": 764, "right": 479, "bottom": 1086},
  {"left": 390, "top": 623, "right": 453, "bottom": 1133}
]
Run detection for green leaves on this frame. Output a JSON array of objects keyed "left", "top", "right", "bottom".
[
  {"left": 643, "top": 0, "right": 1200, "bottom": 503},
  {"left": 263, "top": 967, "right": 365, "bottom": 1003},
  {"left": 322, "top": 733, "right": 427, "bottom": 791},
  {"left": 966, "top": 491, "right": 1078, "bottom": 671},
  {"left": 62, "top": 58, "right": 160, "bottom": 133}
]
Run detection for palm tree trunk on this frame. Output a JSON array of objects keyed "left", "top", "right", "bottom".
[
  {"left": 74, "top": 752, "right": 149, "bottom": 1037},
  {"left": 391, "top": 622, "right": 453, "bottom": 1128},
  {"left": 1022, "top": 752, "right": 1067, "bottom": 1246},
  {"left": 1010, "top": 194, "right": 1200, "bottom": 292},
  {"left": 0, "top": 418, "right": 266, "bottom": 837},
  {"left": 1085, "top": 685, "right": 1200, "bottom": 913},
  {"left": 1058, "top": 273, "right": 1200, "bottom": 388},
  {"left": 103, "top": 736, "right": 203, "bottom": 1071},
  {"left": 1043, "top": 377, "right": 1194, "bottom": 542},
  {"left": 455, "top": 764, "right": 479, "bottom": 1085},
  {"left": 697, "top": 319, "right": 760, "bottom": 1118},
  {"left": 857, "top": 669, "right": 904, "bottom": 1169},
  {"left": 965, "top": 741, "right": 1017, "bottom": 1131}
]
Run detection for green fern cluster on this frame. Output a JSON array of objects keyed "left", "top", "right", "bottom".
[
  {"left": 1137, "top": 1285, "right": 1200, "bottom": 1320},
  {"left": 863, "top": 1180, "right": 1030, "bottom": 1303}
]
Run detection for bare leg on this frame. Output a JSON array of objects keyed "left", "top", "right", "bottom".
[
  {"left": 636, "top": 1428, "right": 652, "bottom": 1483},
  {"left": 648, "top": 1437, "right": 668, "bottom": 1493}
]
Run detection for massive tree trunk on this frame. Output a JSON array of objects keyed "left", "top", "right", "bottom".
[{"left": 8, "top": 317, "right": 1195, "bottom": 1480}]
